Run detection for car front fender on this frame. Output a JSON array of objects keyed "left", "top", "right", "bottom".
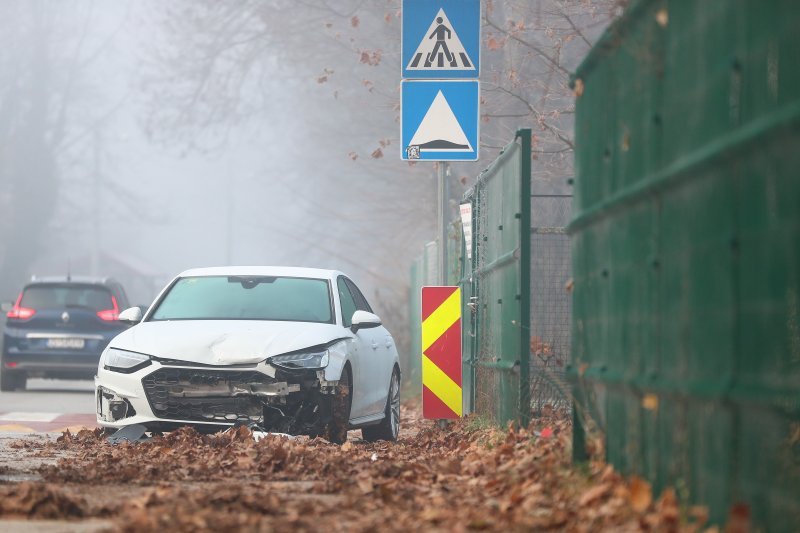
[{"left": 323, "top": 338, "right": 352, "bottom": 382}]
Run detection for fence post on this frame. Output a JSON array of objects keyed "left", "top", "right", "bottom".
[{"left": 517, "top": 128, "right": 532, "bottom": 428}]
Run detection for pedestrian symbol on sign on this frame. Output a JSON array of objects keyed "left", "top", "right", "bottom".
[
  {"left": 426, "top": 17, "right": 455, "bottom": 67},
  {"left": 406, "top": 9, "right": 474, "bottom": 71}
]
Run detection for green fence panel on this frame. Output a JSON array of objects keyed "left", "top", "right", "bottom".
[
  {"left": 406, "top": 257, "right": 423, "bottom": 396},
  {"left": 460, "top": 129, "right": 531, "bottom": 427},
  {"left": 570, "top": 0, "right": 800, "bottom": 528}
]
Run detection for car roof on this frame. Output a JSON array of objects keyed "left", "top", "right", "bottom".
[
  {"left": 176, "top": 266, "right": 343, "bottom": 280},
  {"left": 28, "top": 275, "right": 118, "bottom": 286}
]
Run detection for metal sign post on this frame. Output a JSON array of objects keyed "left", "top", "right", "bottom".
[{"left": 437, "top": 162, "right": 449, "bottom": 284}]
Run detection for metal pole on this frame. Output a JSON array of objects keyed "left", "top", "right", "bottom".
[
  {"left": 225, "top": 175, "right": 233, "bottom": 265},
  {"left": 90, "top": 128, "right": 101, "bottom": 277},
  {"left": 437, "top": 162, "right": 448, "bottom": 284}
]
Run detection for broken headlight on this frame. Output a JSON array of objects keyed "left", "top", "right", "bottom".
[
  {"left": 269, "top": 349, "right": 329, "bottom": 370},
  {"left": 104, "top": 348, "right": 151, "bottom": 373}
]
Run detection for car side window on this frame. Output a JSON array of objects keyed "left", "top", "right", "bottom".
[
  {"left": 344, "top": 278, "right": 373, "bottom": 313},
  {"left": 337, "top": 277, "right": 357, "bottom": 327},
  {"left": 115, "top": 284, "right": 130, "bottom": 310}
]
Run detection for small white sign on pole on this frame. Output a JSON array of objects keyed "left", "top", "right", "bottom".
[{"left": 459, "top": 202, "right": 472, "bottom": 259}]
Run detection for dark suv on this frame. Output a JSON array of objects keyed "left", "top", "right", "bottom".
[{"left": 1, "top": 277, "right": 131, "bottom": 391}]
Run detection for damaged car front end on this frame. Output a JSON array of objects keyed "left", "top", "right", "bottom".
[{"left": 97, "top": 340, "right": 353, "bottom": 441}]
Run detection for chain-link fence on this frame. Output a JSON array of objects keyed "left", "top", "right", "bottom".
[
  {"left": 409, "top": 131, "right": 575, "bottom": 427},
  {"left": 529, "top": 194, "right": 572, "bottom": 418}
]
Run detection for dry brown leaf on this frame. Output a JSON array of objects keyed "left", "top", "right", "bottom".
[
  {"left": 656, "top": 9, "right": 669, "bottom": 27},
  {"left": 642, "top": 393, "right": 659, "bottom": 411},
  {"left": 356, "top": 476, "right": 373, "bottom": 494},
  {"left": 689, "top": 505, "right": 709, "bottom": 526},
  {"left": 579, "top": 482, "right": 611, "bottom": 506},
  {"left": 629, "top": 476, "right": 652, "bottom": 513},
  {"left": 573, "top": 78, "right": 585, "bottom": 97}
]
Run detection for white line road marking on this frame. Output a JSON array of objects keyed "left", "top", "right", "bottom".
[{"left": 0, "top": 412, "right": 61, "bottom": 422}]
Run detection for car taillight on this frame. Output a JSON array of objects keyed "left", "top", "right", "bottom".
[
  {"left": 6, "top": 293, "right": 35, "bottom": 320},
  {"left": 97, "top": 295, "right": 120, "bottom": 321}
]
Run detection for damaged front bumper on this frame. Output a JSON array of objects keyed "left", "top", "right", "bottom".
[{"left": 96, "top": 357, "right": 344, "bottom": 436}]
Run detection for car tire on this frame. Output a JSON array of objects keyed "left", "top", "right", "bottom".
[
  {"left": 0, "top": 371, "right": 25, "bottom": 392},
  {"left": 362, "top": 367, "right": 400, "bottom": 442},
  {"left": 326, "top": 365, "right": 352, "bottom": 445}
]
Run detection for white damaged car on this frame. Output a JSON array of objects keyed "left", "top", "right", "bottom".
[{"left": 95, "top": 267, "right": 400, "bottom": 443}]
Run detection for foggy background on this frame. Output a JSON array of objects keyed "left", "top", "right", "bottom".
[{"left": 0, "top": 0, "right": 617, "bottom": 356}]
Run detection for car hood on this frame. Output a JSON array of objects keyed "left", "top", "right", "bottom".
[{"left": 110, "top": 320, "right": 348, "bottom": 365}]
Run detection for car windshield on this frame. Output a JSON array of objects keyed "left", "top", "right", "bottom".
[
  {"left": 149, "top": 276, "right": 333, "bottom": 323},
  {"left": 21, "top": 284, "right": 114, "bottom": 311}
]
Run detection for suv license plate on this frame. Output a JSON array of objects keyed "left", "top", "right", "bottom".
[{"left": 46, "top": 338, "right": 85, "bottom": 349}]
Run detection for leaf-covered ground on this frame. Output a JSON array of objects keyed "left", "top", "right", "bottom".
[{"left": 0, "top": 405, "right": 714, "bottom": 532}]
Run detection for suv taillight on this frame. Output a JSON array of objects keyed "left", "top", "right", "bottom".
[
  {"left": 6, "top": 293, "right": 35, "bottom": 320},
  {"left": 97, "top": 295, "right": 119, "bottom": 321}
]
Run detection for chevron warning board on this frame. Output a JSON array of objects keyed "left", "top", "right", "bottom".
[{"left": 421, "top": 286, "right": 462, "bottom": 419}]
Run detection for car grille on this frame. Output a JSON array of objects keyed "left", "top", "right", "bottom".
[{"left": 141, "top": 367, "right": 274, "bottom": 423}]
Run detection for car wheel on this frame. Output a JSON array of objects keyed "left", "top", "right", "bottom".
[
  {"left": 0, "top": 371, "right": 25, "bottom": 392},
  {"left": 362, "top": 367, "right": 400, "bottom": 442},
  {"left": 326, "top": 365, "right": 352, "bottom": 445}
]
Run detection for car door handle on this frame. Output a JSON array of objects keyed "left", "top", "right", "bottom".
[
  {"left": 385, "top": 339, "right": 393, "bottom": 348},
  {"left": 371, "top": 341, "right": 379, "bottom": 350}
]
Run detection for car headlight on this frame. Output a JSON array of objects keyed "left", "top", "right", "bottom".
[
  {"left": 104, "top": 348, "right": 151, "bottom": 373},
  {"left": 269, "top": 349, "right": 329, "bottom": 370}
]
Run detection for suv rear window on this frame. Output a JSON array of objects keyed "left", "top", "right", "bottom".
[{"left": 21, "top": 284, "right": 114, "bottom": 312}]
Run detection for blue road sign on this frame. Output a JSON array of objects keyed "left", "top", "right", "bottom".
[
  {"left": 401, "top": 80, "right": 479, "bottom": 161},
  {"left": 402, "top": 0, "right": 480, "bottom": 79}
]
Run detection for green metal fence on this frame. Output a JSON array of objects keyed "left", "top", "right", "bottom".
[
  {"left": 460, "top": 129, "right": 532, "bottom": 427},
  {"left": 570, "top": 0, "right": 800, "bottom": 528}
]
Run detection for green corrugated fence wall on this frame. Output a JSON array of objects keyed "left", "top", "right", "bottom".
[{"left": 569, "top": 0, "right": 800, "bottom": 529}]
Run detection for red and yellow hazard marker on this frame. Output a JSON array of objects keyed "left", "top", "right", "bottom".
[{"left": 421, "top": 286, "right": 462, "bottom": 419}]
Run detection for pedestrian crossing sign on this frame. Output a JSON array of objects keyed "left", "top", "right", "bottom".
[{"left": 402, "top": 0, "right": 480, "bottom": 79}]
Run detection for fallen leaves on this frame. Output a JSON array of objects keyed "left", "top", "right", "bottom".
[
  {"left": 580, "top": 482, "right": 612, "bottom": 506},
  {"left": 0, "top": 483, "right": 85, "bottom": 519},
  {"left": 0, "top": 405, "right": 714, "bottom": 531}
]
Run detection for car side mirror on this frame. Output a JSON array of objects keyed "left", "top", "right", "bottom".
[
  {"left": 0, "top": 302, "right": 12, "bottom": 313},
  {"left": 118, "top": 306, "right": 143, "bottom": 324},
  {"left": 351, "top": 310, "right": 381, "bottom": 333}
]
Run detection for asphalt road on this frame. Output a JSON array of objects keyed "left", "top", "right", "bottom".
[
  {"left": 0, "top": 379, "right": 95, "bottom": 415},
  {"left": 0, "top": 378, "right": 96, "bottom": 434}
]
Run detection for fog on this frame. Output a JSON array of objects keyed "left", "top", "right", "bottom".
[{"left": 0, "top": 0, "right": 615, "bottom": 353}]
